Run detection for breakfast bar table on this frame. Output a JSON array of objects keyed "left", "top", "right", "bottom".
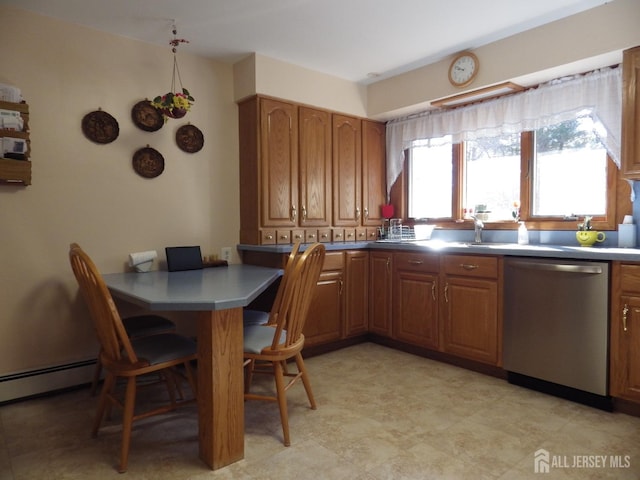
[{"left": 102, "top": 264, "right": 281, "bottom": 470}]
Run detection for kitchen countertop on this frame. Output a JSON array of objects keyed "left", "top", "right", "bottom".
[{"left": 238, "top": 240, "right": 640, "bottom": 262}]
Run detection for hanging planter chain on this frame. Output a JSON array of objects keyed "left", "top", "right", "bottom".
[{"left": 152, "top": 23, "right": 195, "bottom": 119}]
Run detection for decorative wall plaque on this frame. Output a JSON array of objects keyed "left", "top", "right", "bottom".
[
  {"left": 175, "top": 124, "right": 204, "bottom": 153},
  {"left": 131, "top": 100, "right": 164, "bottom": 132},
  {"left": 82, "top": 109, "right": 119, "bottom": 144},
  {"left": 132, "top": 146, "right": 164, "bottom": 178}
]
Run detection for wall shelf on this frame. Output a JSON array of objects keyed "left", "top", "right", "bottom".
[{"left": 0, "top": 100, "right": 30, "bottom": 185}]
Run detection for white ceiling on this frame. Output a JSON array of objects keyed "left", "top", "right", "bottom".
[{"left": 1, "top": 0, "right": 611, "bottom": 84}]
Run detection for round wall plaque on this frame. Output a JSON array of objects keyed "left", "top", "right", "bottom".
[
  {"left": 132, "top": 146, "right": 164, "bottom": 178},
  {"left": 175, "top": 124, "right": 204, "bottom": 153},
  {"left": 82, "top": 110, "right": 119, "bottom": 144},
  {"left": 131, "top": 100, "right": 164, "bottom": 132}
]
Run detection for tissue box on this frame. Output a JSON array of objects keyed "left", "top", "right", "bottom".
[{"left": 618, "top": 224, "right": 636, "bottom": 248}]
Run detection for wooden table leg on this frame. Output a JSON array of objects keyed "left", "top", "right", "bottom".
[{"left": 197, "top": 307, "right": 244, "bottom": 469}]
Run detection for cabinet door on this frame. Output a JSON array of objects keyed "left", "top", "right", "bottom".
[
  {"left": 622, "top": 46, "right": 640, "bottom": 178},
  {"left": 344, "top": 251, "right": 369, "bottom": 337},
  {"left": 611, "top": 293, "right": 640, "bottom": 401},
  {"left": 369, "top": 251, "right": 392, "bottom": 337},
  {"left": 393, "top": 269, "right": 439, "bottom": 349},
  {"left": 304, "top": 270, "right": 343, "bottom": 347},
  {"left": 362, "top": 120, "right": 386, "bottom": 227},
  {"left": 260, "top": 98, "right": 298, "bottom": 227},
  {"left": 299, "top": 107, "right": 332, "bottom": 227},
  {"left": 442, "top": 276, "right": 499, "bottom": 365},
  {"left": 332, "top": 114, "right": 362, "bottom": 227}
]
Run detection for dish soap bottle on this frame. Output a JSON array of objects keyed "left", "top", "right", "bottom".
[{"left": 518, "top": 221, "right": 529, "bottom": 245}]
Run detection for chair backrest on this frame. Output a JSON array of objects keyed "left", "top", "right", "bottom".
[
  {"left": 265, "top": 241, "right": 301, "bottom": 326},
  {"left": 270, "top": 243, "right": 325, "bottom": 351},
  {"left": 69, "top": 243, "right": 138, "bottom": 365}
]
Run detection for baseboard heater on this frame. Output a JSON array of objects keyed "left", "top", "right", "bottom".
[{"left": 0, "top": 359, "right": 95, "bottom": 404}]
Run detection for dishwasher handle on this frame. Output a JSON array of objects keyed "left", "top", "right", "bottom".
[{"left": 508, "top": 260, "right": 603, "bottom": 275}]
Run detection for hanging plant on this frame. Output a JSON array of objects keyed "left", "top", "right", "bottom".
[
  {"left": 152, "top": 88, "right": 195, "bottom": 119},
  {"left": 151, "top": 24, "right": 195, "bottom": 120}
]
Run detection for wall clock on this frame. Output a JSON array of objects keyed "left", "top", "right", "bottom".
[{"left": 448, "top": 52, "right": 479, "bottom": 88}]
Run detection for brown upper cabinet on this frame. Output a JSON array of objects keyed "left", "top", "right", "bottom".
[
  {"left": 238, "top": 95, "right": 386, "bottom": 245},
  {"left": 332, "top": 114, "right": 362, "bottom": 227},
  {"left": 622, "top": 46, "right": 640, "bottom": 178}
]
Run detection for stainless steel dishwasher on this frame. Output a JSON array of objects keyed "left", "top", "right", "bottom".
[{"left": 503, "top": 257, "right": 611, "bottom": 410}]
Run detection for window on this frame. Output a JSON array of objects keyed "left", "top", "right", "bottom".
[
  {"left": 407, "top": 136, "right": 453, "bottom": 219},
  {"left": 531, "top": 117, "right": 608, "bottom": 217},
  {"left": 464, "top": 133, "right": 520, "bottom": 221},
  {"left": 407, "top": 115, "right": 615, "bottom": 228}
]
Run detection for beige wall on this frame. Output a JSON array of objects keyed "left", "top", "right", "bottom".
[
  {"left": 233, "top": 53, "right": 368, "bottom": 117},
  {"left": 0, "top": 6, "right": 238, "bottom": 376},
  {"left": 367, "top": 0, "right": 640, "bottom": 119}
]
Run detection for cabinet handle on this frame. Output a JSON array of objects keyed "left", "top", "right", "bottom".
[
  {"left": 355, "top": 207, "right": 361, "bottom": 220},
  {"left": 460, "top": 263, "right": 479, "bottom": 271},
  {"left": 280, "top": 234, "right": 289, "bottom": 240},
  {"left": 409, "top": 260, "right": 423, "bottom": 265},
  {"left": 290, "top": 205, "right": 297, "bottom": 222},
  {"left": 308, "top": 233, "right": 316, "bottom": 239},
  {"left": 444, "top": 284, "right": 449, "bottom": 303},
  {"left": 339, "top": 279, "right": 344, "bottom": 296},
  {"left": 364, "top": 207, "right": 369, "bottom": 220},
  {"left": 302, "top": 205, "right": 307, "bottom": 222},
  {"left": 266, "top": 234, "right": 273, "bottom": 240},
  {"left": 294, "top": 234, "right": 303, "bottom": 240},
  {"left": 386, "top": 257, "right": 391, "bottom": 272},
  {"left": 623, "top": 304, "right": 629, "bottom": 332},
  {"left": 431, "top": 283, "right": 436, "bottom": 301},
  {"left": 321, "top": 233, "right": 328, "bottom": 239}
]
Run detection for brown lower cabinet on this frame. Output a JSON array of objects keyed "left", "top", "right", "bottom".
[
  {"left": 242, "top": 248, "right": 369, "bottom": 350},
  {"left": 369, "top": 251, "right": 393, "bottom": 336},
  {"left": 385, "top": 251, "right": 502, "bottom": 366},
  {"left": 392, "top": 252, "right": 440, "bottom": 349},
  {"left": 441, "top": 254, "right": 501, "bottom": 366},
  {"left": 610, "top": 262, "right": 640, "bottom": 403}
]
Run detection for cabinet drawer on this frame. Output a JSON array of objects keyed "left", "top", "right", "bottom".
[
  {"left": 345, "top": 228, "right": 356, "bottom": 241},
  {"left": 318, "top": 228, "right": 331, "bottom": 243},
  {"left": 620, "top": 264, "right": 640, "bottom": 291},
  {"left": 322, "top": 251, "right": 345, "bottom": 271},
  {"left": 356, "top": 228, "right": 368, "bottom": 241},
  {"left": 394, "top": 252, "right": 439, "bottom": 273},
  {"left": 261, "top": 230, "right": 276, "bottom": 245},
  {"left": 443, "top": 254, "right": 498, "bottom": 278},
  {"left": 276, "top": 230, "right": 292, "bottom": 244}
]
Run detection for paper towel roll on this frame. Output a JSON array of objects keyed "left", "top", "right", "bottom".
[{"left": 128, "top": 250, "right": 158, "bottom": 267}]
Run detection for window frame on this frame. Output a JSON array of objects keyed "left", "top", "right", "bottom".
[{"left": 401, "top": 131, "right": 625, "bottom": 231}]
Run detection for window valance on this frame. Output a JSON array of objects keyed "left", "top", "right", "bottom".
[{"left": 385, "top": 66, "right": 622, "bottom": 199}]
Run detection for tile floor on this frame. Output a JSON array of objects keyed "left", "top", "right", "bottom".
[{"left": 1, "top": 342, "right": 640, "bottom": 479}]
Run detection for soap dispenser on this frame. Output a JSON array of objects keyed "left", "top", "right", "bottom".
[{"left": 518, "top": 221, "right": 529, "bottom": 245}]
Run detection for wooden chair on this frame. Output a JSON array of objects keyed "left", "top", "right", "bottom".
[
  {"left": 243, "top": 243, "right": 325, "bottom": 446},
  {"left": 90, "top": 314, "right": 176, "bottom": 395},
  {"left": 243, "top": 241, "right": 301, "bottom": 327},
  {"left": 68, "top": 243, "right": 197, "bottom": 473}
]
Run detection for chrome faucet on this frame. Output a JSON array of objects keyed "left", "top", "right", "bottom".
[{"left": 471, "top": 215, "right": 484, "bottom": 243}]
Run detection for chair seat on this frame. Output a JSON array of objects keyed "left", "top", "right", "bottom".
[
  {"left": 243, "top": 324, "right": 286, "bottom": 354},
  {"left": 123, "top": 315, "right": 176, "bottom": 339},
  {"left": 243, "top": 309, "right": 269, "bottom": 327},
  {"left": 131, "top": 333, "right": 197, "bottom": 365}
]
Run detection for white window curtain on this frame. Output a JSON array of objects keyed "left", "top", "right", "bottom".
[{"left": 385, "top": 66, "right": 622, "bottom": 199}]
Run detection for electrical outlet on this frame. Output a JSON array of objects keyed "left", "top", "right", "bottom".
[{"left": 221, "top": 247, "right": 232, "bottom": 262}]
